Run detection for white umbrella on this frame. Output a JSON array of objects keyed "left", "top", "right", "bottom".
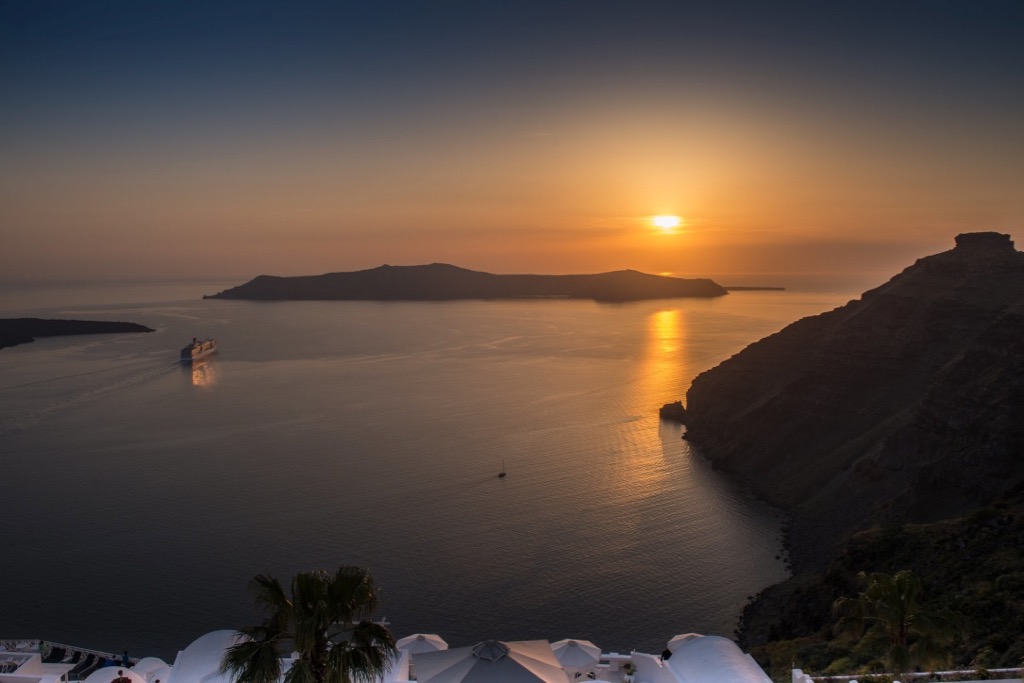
[
  {"left": 414, "top": 639, "right": 569, "bottom": 683},
  {"left": 396, "top": 633, "right": 449, "bottom": 654},
  {"left": 550, "top": 640, "right": 600, "bottom": 680},
  {"left": 666, "top": 633, "right": 702, "bottom": 653}
]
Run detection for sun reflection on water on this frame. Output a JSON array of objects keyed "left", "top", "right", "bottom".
[
  {"left": 642, "top": 308, "right": 688, "bottom": 410},
  {"left": 614, "top": 308, "right": 689, "bottom": 501}
]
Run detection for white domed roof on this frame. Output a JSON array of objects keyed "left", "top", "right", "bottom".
[
  {"left": 145, "top": 664, "right": 172, "bottom": 683},
  {"left": 131, "top": 657, "right": 170, "bottom": 675},
  {"left": 666, "top": 635, "right": 771, "bottom": 683},
  {"left": 168, "top": 630, "right": 247, "bottom": 683}
]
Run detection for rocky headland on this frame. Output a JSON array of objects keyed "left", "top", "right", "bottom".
[
  {"left": 681, "top": 231, "right": 1024, "bottom": 571},
  {"left": 672, "top": 231, "right": 1024, "bottom": 673},
  {"left": 0, "top": 318, "right": 154, "bottom": 349},
  {"left": 204, "top": 263, "right": 729, "bottom": 302}
]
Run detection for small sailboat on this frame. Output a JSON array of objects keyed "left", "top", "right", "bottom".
[{"left": 498, "top": 461, "right": 506, "bottom": 478}]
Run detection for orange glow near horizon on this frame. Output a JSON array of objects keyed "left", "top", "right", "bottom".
[
  {"left": 2, "top": 1, "right": 1022, "bottom": 286},
  {"left": 2, "top": 98, "right": 1020, "bottom": 283}
]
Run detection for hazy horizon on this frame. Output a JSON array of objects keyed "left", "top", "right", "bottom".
[
  {"left": 0, "top": 264, "right": 895, "bottom": 296},
  {"left": 2, "top": 1, "right": 1022, "bottom": 284}
]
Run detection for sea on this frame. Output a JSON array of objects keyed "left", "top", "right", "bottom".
[{"left": 0, "top": 280, "right": 857, "bottom": 660}]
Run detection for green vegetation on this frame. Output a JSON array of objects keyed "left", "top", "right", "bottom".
[
  {"left": 221, "top": 566, "right": 397, "bottom": 683},
  {"left": 832, "top": 570, "right": 962, "bottom": 675},
  {"left": 742, "top": 486, "right": 1024, "bottom": 681}
]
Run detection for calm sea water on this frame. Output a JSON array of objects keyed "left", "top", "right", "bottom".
[{"left": 0, "top": 282, "right": 854, "bottom": 660}]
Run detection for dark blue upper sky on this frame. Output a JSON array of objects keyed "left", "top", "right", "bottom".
[{"left": 3, "top": 1, "right": 1023, "bottom": 283}]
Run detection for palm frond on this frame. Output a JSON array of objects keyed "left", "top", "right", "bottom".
[
  {"left": 291, "top": 570, "right": 333, "bottom": 657},
  {"left": 329, "top": 566, "right": 379, "bottom": 626},
  {"left": 284, "top": 657, "right": 318, "bottom": 683},
  {"left": 832, "top": 595, "right": 868, "bottom": 638},
  {"left": 326, "top": 630, "right": 394, "bottom": 683},
  {"left": 229, "top": 566, "right": 394, "bottom": 683},
  {"left": 250, "top": 574, "right": 293, "bottom": 634},
  {"left": 350, "top": 621, "right": 397, "bottom": 654},
  {"left": 237, "top": 623, "right": 287, "bottom": 642},
  {"left": 832, "top": 570, "right": 966, "bottom": 676},
  {"left": 221, "top": 637, "right": 284, "bottom": 683}
]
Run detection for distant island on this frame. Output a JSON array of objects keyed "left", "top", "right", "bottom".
[
  {"left": 203, "top": 263, "right": 730, "bottom": 302},
  {"left": 0, "top": 318, "right": 154, "bottom": 349}
]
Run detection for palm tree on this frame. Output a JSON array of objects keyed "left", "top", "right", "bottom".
[
  {"left": 832, "top": 570, "right": 962, "bottom": 677},
  {"left": 221, "top": 565, "right": 397, "bottom": 683}
]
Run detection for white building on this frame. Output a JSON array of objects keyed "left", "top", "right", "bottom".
[
  {"left": 5, "top": 635, "right": 1020, "bottom": 683},
  {"left": 2, "top": 633, "right": 772, "bottom": 683}
]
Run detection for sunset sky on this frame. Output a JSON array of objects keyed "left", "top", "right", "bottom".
[{"left": 2, "top": 1, "right": 1022, "bottom": 289}]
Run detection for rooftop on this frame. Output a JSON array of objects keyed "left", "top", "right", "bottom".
[
  {"left": 5, "top": 636, "right": 1021, "bottom": 683},
  {"left": 4, "top": 633, "right": 772, "bottom": 683}
]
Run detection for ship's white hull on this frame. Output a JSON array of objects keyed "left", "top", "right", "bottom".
[{"left": 180, "top": 339, "right": 217, "bottom": 363}]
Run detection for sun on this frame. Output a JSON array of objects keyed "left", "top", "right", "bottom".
[{"left": 651, "top": 215, "right": 683, "bottom": 233}]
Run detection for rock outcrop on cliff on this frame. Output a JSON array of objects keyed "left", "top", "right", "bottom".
[
  {"left": 682, "top": 232, "right": 1024, "bottom": 567},
  {"left": 204, "top": 263, "right": 728, "bottom": 302}
]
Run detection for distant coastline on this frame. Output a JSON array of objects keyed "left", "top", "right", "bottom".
[
  {"left": 0, "top": 318, "right": 154, "bottom": 349},
  {"left": 204, "top": 263, "right": 731, "bottom": 302}
]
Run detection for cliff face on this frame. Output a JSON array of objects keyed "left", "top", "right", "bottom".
[{"left": 683, "top": 232, "right": 1024, "bottom": 566}]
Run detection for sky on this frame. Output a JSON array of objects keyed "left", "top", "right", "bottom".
[{"left": 2, "top": 0, "right": 1023, "bottom": 289}]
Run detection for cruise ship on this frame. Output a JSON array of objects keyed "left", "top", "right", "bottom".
[{"left": 180, "top": 338, "right": 217, "bottom": 363}]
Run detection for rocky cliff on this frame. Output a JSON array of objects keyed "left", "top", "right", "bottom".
[{"left": 682, "top": 232, "right": 1024, "bottom": 567}]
